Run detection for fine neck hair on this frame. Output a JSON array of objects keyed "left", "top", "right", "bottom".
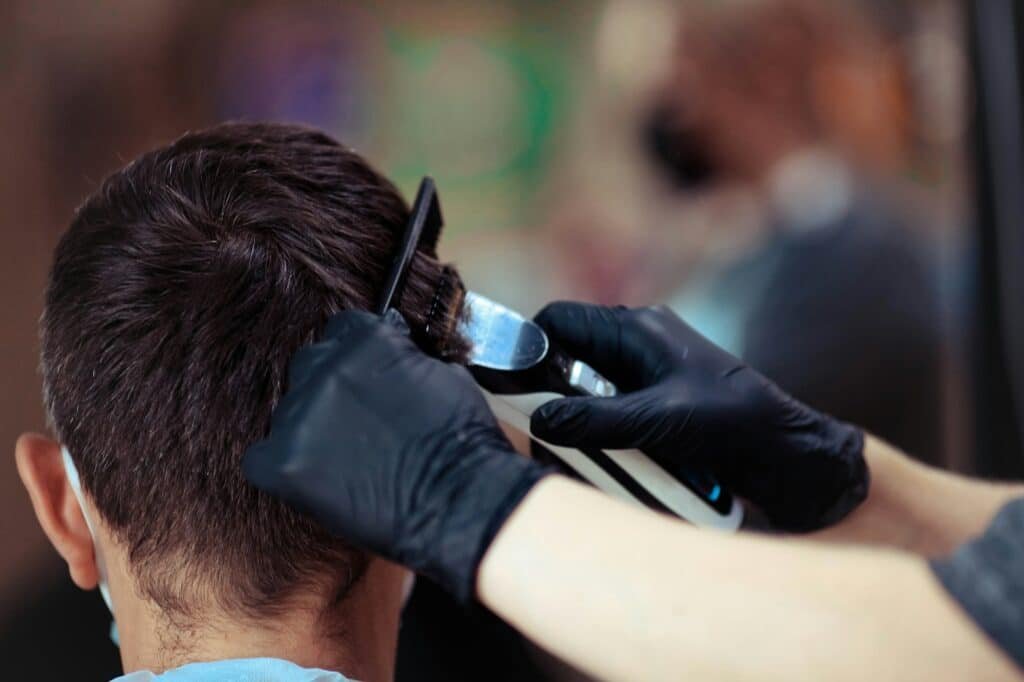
[
  {"left": 104, "top": 530, "right": 410, "bottom": 677},
  {"left": 39, "top": 121, "right": 467, "bottom": 673}
]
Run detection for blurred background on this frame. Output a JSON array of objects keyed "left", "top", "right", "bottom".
[{"left": 2, "top": 0, "right": 1021, "bottom": 678}]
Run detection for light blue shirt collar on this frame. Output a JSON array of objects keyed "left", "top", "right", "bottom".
[{"left": 113, "top": 657, "right": 353, "bottom": 681}]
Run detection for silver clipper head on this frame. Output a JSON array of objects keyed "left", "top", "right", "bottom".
[{"left": 458, "top": 291, "right": 549, "bottom": 371}]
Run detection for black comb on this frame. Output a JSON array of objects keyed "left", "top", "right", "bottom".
[{"left": 376, "top": 177, "right": 444, "bottom": 315}]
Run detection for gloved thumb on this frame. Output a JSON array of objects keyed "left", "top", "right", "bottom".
[{"left": 529, "top": 390, "right": 662, "bottom": 450}]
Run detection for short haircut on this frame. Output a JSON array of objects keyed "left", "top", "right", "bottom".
[{"left": 41, "top": 122, "right": 467, "bottom": 622}]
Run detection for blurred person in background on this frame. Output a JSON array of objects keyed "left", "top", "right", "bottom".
[{"left": 647, "top": 0, "right": 946, "bottom": 466}]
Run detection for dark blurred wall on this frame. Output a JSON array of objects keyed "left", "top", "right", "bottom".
[
  {"left": 0, "top": 29, "right": 56, "bottom": 615},
  {"left": 0, "top": 0, "right": 213, "bottom": 617}
]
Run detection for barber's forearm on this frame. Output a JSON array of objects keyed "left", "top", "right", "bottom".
[
  {"left": 477, "top": 475, "right": 1019, "bottom": 682},
  {"left": 811, "top": 434, "right": 1024, "bottom": 556}
]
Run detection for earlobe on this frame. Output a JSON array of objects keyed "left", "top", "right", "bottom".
[{"left": 15, "top": 433, "right": 100, "bottom": 590}]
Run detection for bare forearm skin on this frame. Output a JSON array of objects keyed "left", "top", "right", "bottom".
[
  {"left": 478, "top": 473, "right": 1021, "bottom": 681},
  {"left": 812, "top": 435, "right": 1024, "bottom": 556}
]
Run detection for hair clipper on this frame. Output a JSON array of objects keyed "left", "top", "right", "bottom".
[{"left": 380, "top": 178, "right": 743, "bottom": 530}]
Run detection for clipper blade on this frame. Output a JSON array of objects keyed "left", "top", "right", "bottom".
[{"left": 459, "top": 292, "right": 549, "bottom": 371}]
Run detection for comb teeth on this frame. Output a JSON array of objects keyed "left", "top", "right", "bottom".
[{"left": 421, "top": 265, "right": 467, "bottom": 360}]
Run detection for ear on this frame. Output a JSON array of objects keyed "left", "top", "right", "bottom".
[{"left": 15, "top": 433, "right": 100, "bottom": 591}]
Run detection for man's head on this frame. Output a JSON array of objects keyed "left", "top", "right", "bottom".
[{"left": 17, "top": 122, "right": 466, "bottom": 643}]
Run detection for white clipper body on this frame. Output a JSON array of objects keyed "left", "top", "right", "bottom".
[{"left": 460, "top": 292, "right": 743, "bottom": 531}]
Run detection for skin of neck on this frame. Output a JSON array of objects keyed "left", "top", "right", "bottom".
[{"left": 92, "top": 509, "right": 409, "bottom": 680}]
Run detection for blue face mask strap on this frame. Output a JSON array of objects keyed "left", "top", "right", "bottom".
[{"left": 60, "top": 446, "right": 120, "bottom": 647}]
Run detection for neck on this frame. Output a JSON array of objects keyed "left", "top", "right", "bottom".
[{"left": 115, "top": 559, "right": 408, "bottom": 681}]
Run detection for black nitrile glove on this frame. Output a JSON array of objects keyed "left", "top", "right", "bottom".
[
  {"left": 243, "top": 310, "right": 549, "bottom": 602},
  {"left": 529, "top": 302, "right": 868, "bottom": 532}
]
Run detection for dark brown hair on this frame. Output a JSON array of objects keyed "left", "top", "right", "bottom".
[{"left": 41, "top": 122, "right": 466, "bottom": 622}]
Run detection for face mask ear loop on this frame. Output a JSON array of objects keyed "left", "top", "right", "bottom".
[{"left": 61, "top": 446, "right": 119, "bottom": 646}]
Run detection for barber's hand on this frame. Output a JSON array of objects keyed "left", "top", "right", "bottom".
[
  {"left": 243, "top": 310, "right": 549, "bottom": 602},
  {"left": 529, "top": 302, "right": 868, "bottom": 532}
]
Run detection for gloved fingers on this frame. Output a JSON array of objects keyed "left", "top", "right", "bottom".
[
  {"left": 443, "top": 361, "right": 481, "bottom": 388},
  {"left": 241, "top": 439, "right": 282, "bottom": 494},
  {"left": 317, "top": 309, "right": 422, "bottom": 378},
  {"left": 286, "top": 314, "right": 414, "bottom": 391},
  {"left": 534, "top": 301, "right": 631, "bottom": 380},
  {"left": 286, "top": 310, "right": 392, "bottom": 389},
  {"left": 322, "top": 308, "right": 411, "bottom": 344},
  {"left": 270, "top": 372, "right": 327, "bottom": 429},
  {"left": 322, "top": 309, "right": 380, "bottom": 340},
  {"left": 529, "top": 389, "right": 664, "bottom": 450},
  {"left": 287, "top": 343, "right": 336, "bottom": 390}
]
